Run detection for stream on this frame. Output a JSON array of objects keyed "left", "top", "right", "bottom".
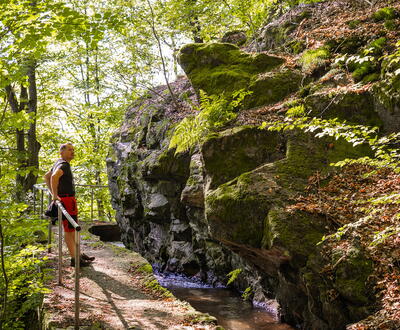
[
  {"left": 107, "top": 236, "right": 292, "bottom": 329},
  {"left": 155, "top": 272, "right": 293, "bottom": 330}
]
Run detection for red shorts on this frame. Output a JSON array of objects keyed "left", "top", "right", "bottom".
[{"left": 60, "top": 196, "right": 78, "bottom": 232}]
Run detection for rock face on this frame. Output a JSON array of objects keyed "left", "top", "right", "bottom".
[{"left": 107, "top": 41, "right": 389, "bottom": 329}]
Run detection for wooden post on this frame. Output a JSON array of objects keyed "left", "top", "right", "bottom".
[
  {"left": 58, "top": 206, "right": 62, "bottom": 285},
  {"left": 74, "top": 229, "right": 80, "bottom": 329}
]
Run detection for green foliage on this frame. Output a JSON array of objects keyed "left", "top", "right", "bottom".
[
  {"left": 300, "top": 47, "right": 330, "bottom": 71},
  {"left": 372, "top": 7, "right": 398, "bottom": 22},
  {"left": 241, "top": 286, "right": 253, "bottom": 300},
  {"left": 335, "top": 38, "right": 387, "bottom": 82},
  {"left": 286, "top": 104, "right": 306, "bottom": 118},
  {"left": 226, "top": 268, "right": 242, "bottom": 285},
  {"left": 169, "top": 89, "right": 252, "bottom": 154},
  {"left": 260, "top": 112, "right": 400, "bottom": 173}
]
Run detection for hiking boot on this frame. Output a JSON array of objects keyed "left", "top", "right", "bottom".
[
  {"left": 70, "top": 257, "right": 91, "bottom": 267},
  {"left": 81, "top": 253, "right": 95, "bottom": 261}
]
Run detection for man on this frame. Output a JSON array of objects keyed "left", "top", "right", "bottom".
[{"left": 44, "top": 142, "right": 95, "bottom": 267}]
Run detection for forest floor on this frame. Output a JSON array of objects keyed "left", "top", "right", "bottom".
[{"left": 42, "top": 222, "right": 218, "bottom": 329}]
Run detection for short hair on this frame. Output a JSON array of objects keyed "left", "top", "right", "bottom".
[{"left": 59, "top": 142, "right": 73, "bottom": 152}]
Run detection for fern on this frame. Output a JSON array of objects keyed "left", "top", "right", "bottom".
[
  {"left": 169, "top": 89, "right": 252, "bottom": 154},
  {"left": 226, "top": 268, "right": 242, "bottom": 285}
]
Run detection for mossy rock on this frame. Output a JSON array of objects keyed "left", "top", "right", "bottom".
[
  {"left": 299, "top": 47, "right": 331, "bottom": 72},
  {"left": 264, "top": 208, "right": 327, "bottom": 267},
  {"left": 243, "top": 69, "right": 303, "bottom": 109},
  {"left": 205, "top": 164, "right": 281, "bottom": 247},
  {"left": 332, "top": 246, "right": 374, "bottom": 306},
  {"left": 204, "top": 130, "right": 372, "bottom": 249},
  {"left": 259, "top": 10, "right": 311, "bottom": 51},
  {"left": 139, "top": 148, "right": 190, "bottom": 181},
  {"left": 177, "top": 42, "right": 284, "bottom": 97},
  {"left": 304, "top": 90, "right": 383, "bottom": 128},
  {"left": 201, "top": 126, "right": 285, "bottom": 189}
]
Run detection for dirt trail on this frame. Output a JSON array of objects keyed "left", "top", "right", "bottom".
[{"left": 42, "top": 223, "right": 217, "bottom": 329}]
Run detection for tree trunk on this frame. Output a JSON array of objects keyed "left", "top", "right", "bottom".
[
  {"left": 0, "top": 223, "right": 8, "bottom": 327},
  {"left": 5, "top": 84, "right": 26, "bottom": 201},
  {"left": 4, "top": 60, "right": 40, "bottom": 201},
  {"left": 25, "top": 61, "right": 41, "bottom": 193}
]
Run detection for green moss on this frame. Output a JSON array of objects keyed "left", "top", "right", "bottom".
[
  {"left": 352, "top": 61, "right": 374, "bottom": 82},
  {"left": 304, "top": 90, "right": 383, "bottom": 128},
  {"left": 184, "top": 312, "right": 218, "bottom": 325},
  {"left": 372, "top": 7, "right": 398, "bottom": 22},
  {"left": 144, "top": 279, "right": 173, "bottom": 298},
  {"left": 137, "top": 263, "right": 153, "bottom": 274},
  {"left": 288, "top": 40, "right": 306, "bottom": 54},
  {"left": 384, "top": 19, "right": 398, "bottom": 30},
  {"left": 140, "top": 147, "right": 190, "bottom": 181},
  {"left": 347, "top": 19, "right": 361, "bottom": 29},
  {"left": 244, "top": 69, "right": 303, "bottom": 108},
  {"left": 300, "top": 47, "right": 330, "bottom": 71},
  {"left": 283, "top": 99, "right": 302, "bottom": 108},
  {"left": 205, "top": 176, "right": 267, "bottom": 247},
  {"left": 333, "top": 247, "right": 374, "bottom": 305},
  {"left": 362, "top": 72, "right": 380, "bottom": 83},
  {"left": 263, "top": 208, "right": 326, "bottom": 266},
  {"left": 365, "top": 37, "right": 387, "bottom": 56},
  {"left": 177, "top": 42, "right": 284, "bottom": 98},
  {"left": 201, "top": 126, "right": 284, "bottom": 188}
]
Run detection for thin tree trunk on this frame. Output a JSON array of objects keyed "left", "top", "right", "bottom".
[
  {"left": 187, "top": 0, "right": 203, "bottom": 43},
  {"left": 145, "top": 0, "right": 178, "bottom": 107},
  {"left": 0, "top": 223, "right": 8, "bottom": 327},
  {"left": 5, "top": 84, "right": 26, "bottom": 201},
  {"left": 94, "top": 50, "right": 104, "bottom": 218},
  {"left": 25, "top": 60, "right": 41, "bottom": 193}
]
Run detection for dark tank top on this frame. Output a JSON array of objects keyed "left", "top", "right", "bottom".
[{"left": 51, "top": 159, "right": 75, "bottom": 195}]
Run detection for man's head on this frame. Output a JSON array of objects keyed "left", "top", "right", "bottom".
[{"left": 60, "top": 142, "right": 75, "bottom": 162}]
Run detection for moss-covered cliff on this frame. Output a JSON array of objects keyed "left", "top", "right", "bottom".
[{"left": 107, "top": 1, "right": 400, "bottom": 329}]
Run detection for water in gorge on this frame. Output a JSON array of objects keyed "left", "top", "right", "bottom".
[{"left": 156, "top": 272, "right": 293, "bottom": 330}]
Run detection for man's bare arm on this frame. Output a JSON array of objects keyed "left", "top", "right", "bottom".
[
  {"left": 44, "top": 170, "right": 52, "bottom": 192},
  {"left": 50, "top": 168, "right": 63, "bottom": 201}
]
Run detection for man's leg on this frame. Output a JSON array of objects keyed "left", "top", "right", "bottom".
[{"left": 64, "top": 230, "right": 76, "bottom": 257}]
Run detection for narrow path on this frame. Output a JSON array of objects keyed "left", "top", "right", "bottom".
[{"left": 42, "top": 222, "right": 217, "bottom": 329}]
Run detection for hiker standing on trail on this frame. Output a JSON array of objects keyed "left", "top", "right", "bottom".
[{"left": 44, "top": 142, "right": 95, "bottom": 267}]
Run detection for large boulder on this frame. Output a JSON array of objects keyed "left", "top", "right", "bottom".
[{"left": 177, "top": 42, "right": 286, "bottom": 101}]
